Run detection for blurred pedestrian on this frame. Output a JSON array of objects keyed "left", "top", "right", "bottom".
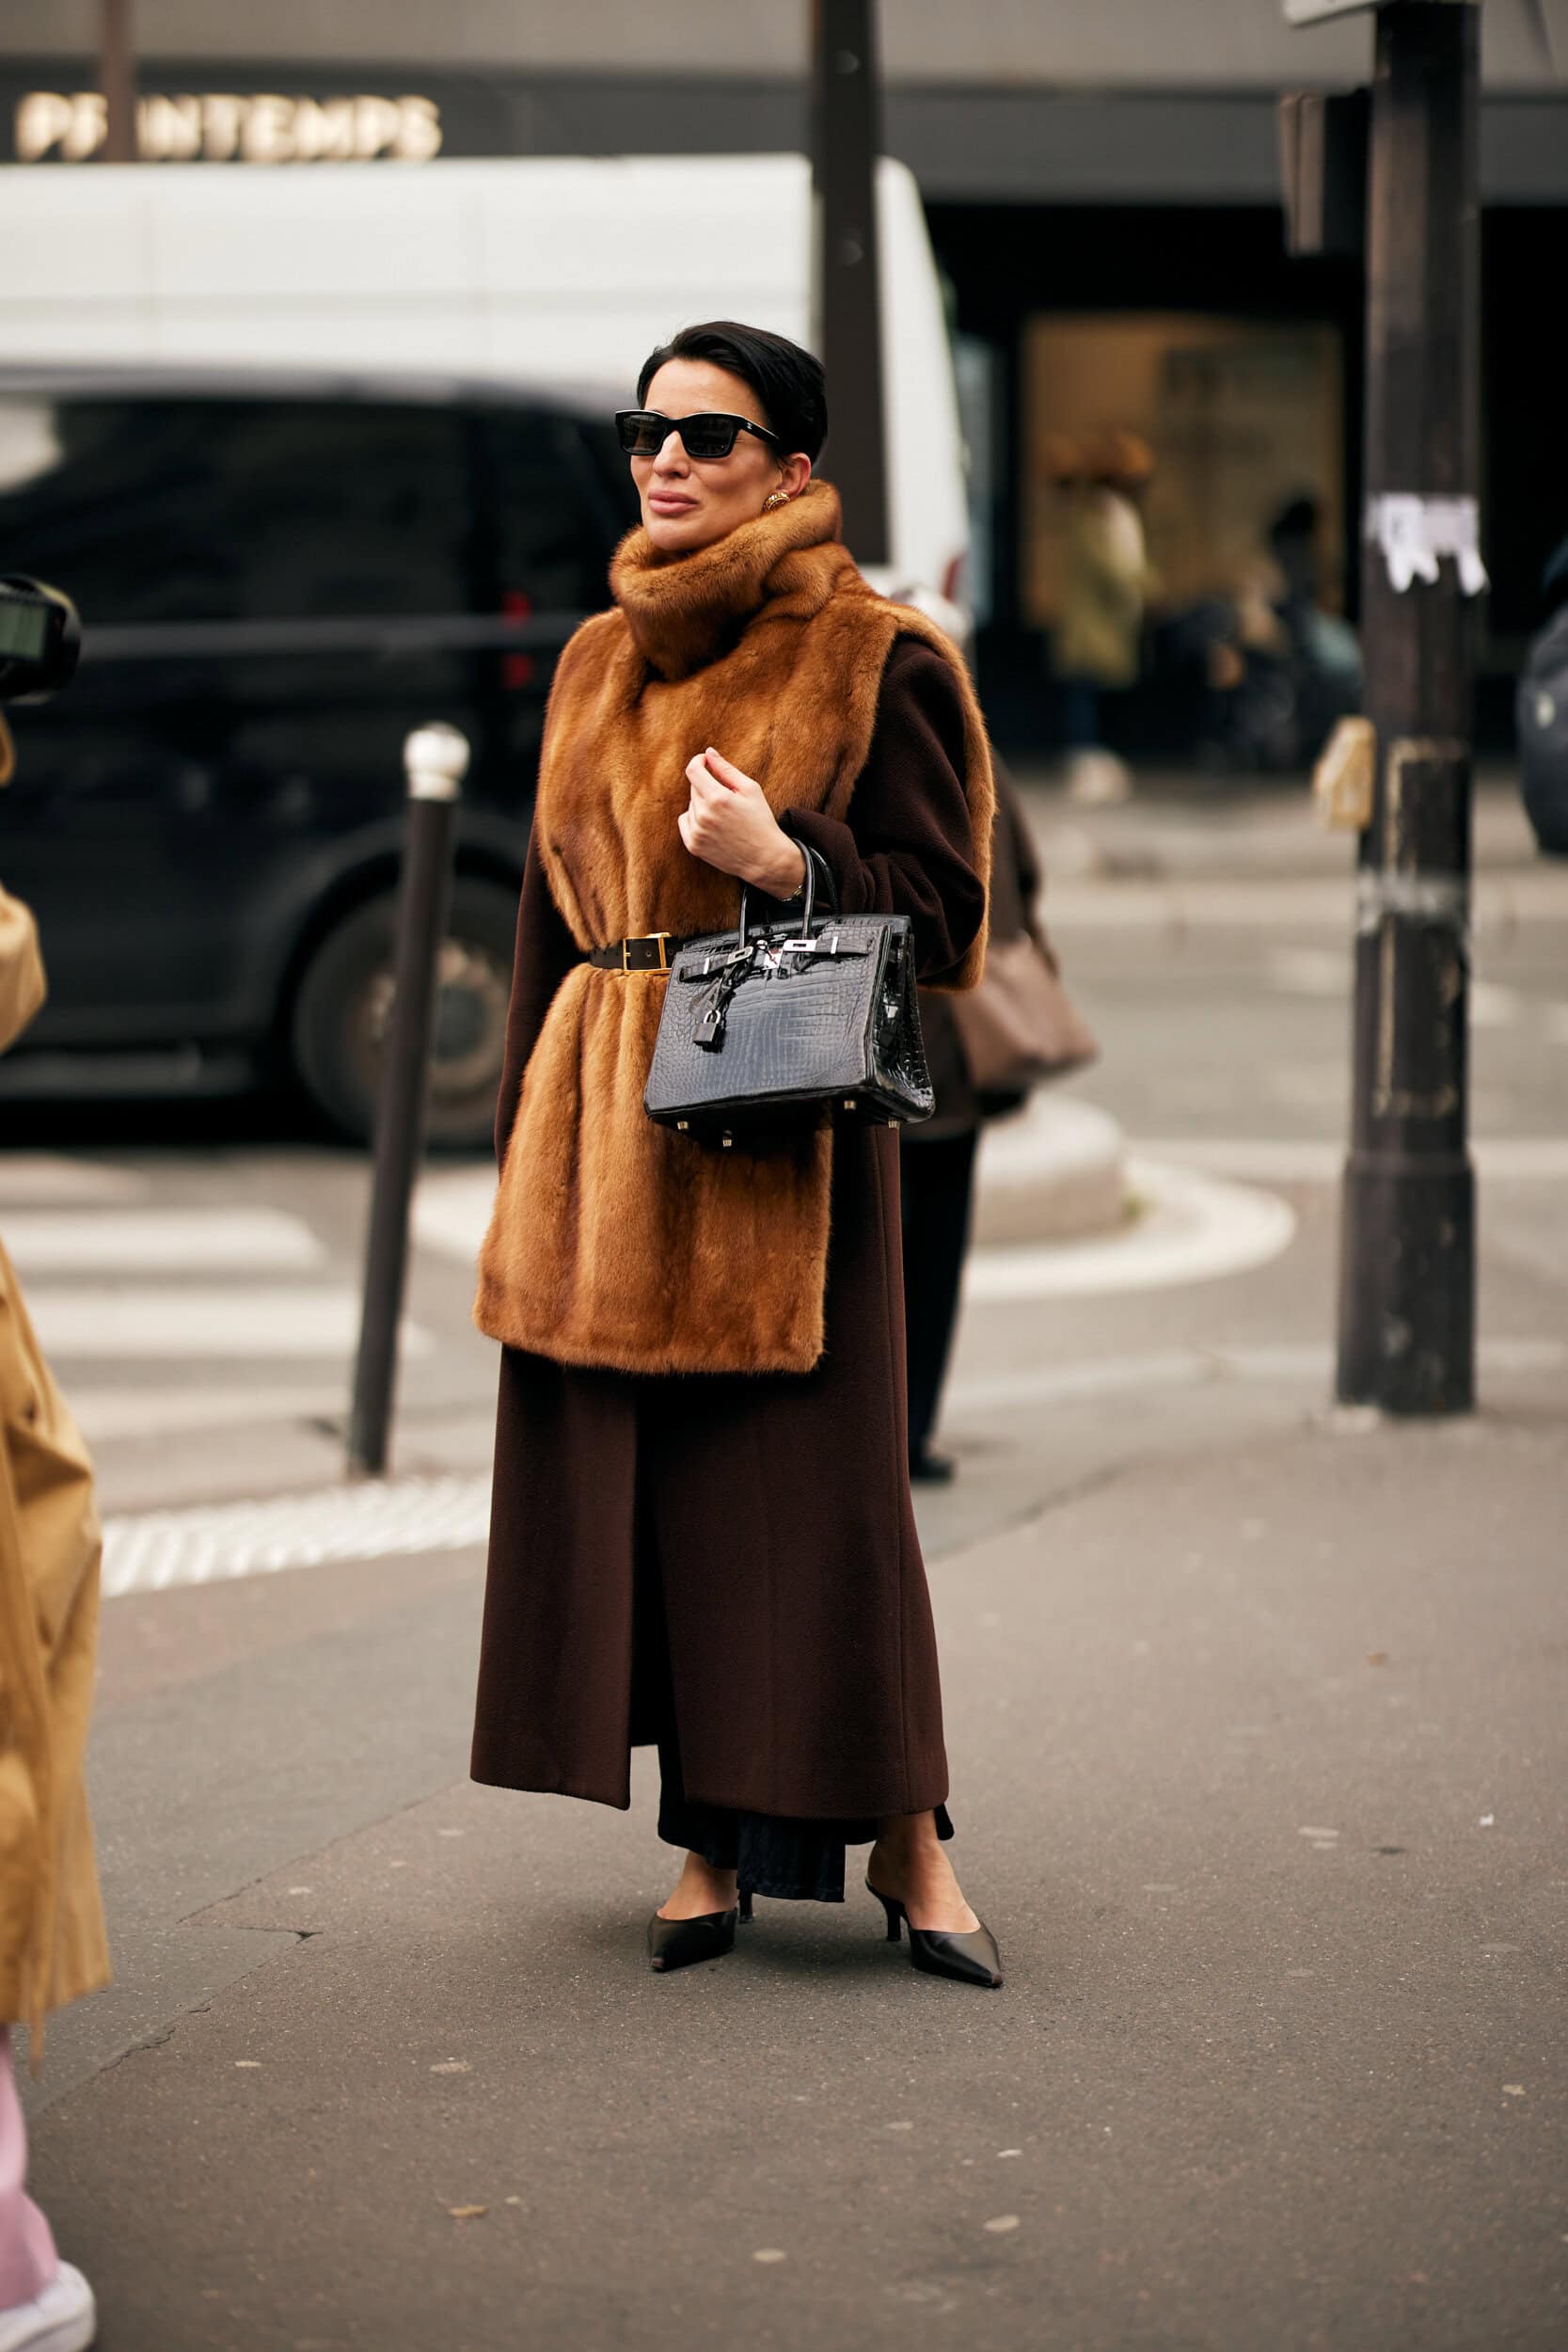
[
  {"left": 902, "top": 760, "right": 1096, "bottom": 1480},
  {"left": 0, "top": 809, "right": 107, "bottom": 2352},
  {"left": 1176, "top": 493, "right": 1360, "bottom": 775},
  {"left": 1052, "top": 431, "right": 1153, "bottom": 804},
  {"left": 470, "top": 322, "right": 1003, "bottom": 1987}
]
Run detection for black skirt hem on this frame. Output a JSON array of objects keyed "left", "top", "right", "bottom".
[{"left": 658, "top": 1772, "right": 955, "bottom": 1905}]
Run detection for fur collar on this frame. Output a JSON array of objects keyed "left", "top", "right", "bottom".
[
  {"left": 609, "top": 478, "right": 856, "bottom": 682},
  {"left": 475, "top": 513, "right": 994, "bottom": 1377}
]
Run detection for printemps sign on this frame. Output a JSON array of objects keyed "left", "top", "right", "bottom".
[{"left": 15, "top": 89, "right": 444, "bottom": 164}]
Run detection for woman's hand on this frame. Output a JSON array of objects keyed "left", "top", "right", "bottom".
[{"left": 678, "top": 747, "right": 808, "bottom": 898}]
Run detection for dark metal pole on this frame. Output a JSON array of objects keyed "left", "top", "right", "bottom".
[
  {"left": 99, "top": 0, "right": 137, "bottom": 163},
  {"left": 810, "top": 0, "right": 890, "bottom": 564},
  {"left": 347, "top": 723, "right": 468, "bottom": 1478},
  {"left": 1336, "top": 1, "right": 1481, "bottom": 1414}
]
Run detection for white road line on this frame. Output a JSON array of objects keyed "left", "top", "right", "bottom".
[
  {"left": 1469, "top": 980, "right": 1528, "bottom": 1029},
  {"left": 1135, "top": 1138, "right": 1342, "bottom": 1182},
  {"left": 1048, "top": 869, "right": 1568, "bottom": 931},
  {"left": 68, "top": 1384, "right": 351, "bottom": 1443},
  {"left": 27, "top": 1286, "right": 432, "bottom": 1360},
  {"left": 413, "top": 1168, "right": 495, "bottom": 1266},
  {"left": 0, "top": 1154, "right": 145, "bottom": 1206},
  {"left": 945, "top": 1336, "right": 1568, "bottom": 1417},
  {"left": 1467, "top": 1139, "right": 1568, "bottom": 1178},
  {"left": 962, "top": 1159, "right": 1296, "bottom": 1301},
  {"left": 1258, "top": 952, "right": 1568, "bottom": 1042},
  {"left": 3, "top": 1208, "right": 326, "bottom": 1274},
  {"left": 1267, "top": 947, "right": 1346, "bottom": 997},
  {"left": 1137, "top": 1137, "right": 1568, "bottom": 1183},
  {"left": 101, "top": 1471, "right": 489, "bottom": 1598}
]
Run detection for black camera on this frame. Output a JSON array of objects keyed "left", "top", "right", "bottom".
[{"left": 0, "top": 576, "right": 80, "bottom": 705}]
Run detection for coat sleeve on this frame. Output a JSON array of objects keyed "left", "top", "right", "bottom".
[
  {"left": 492, "top": 820, "right": 582, "bottom": 1167},
  {"left": 780, "top": 637, "right": 988, "bottom": 986}
]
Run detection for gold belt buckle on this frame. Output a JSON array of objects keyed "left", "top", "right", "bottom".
[{"left": 622, "top": 930, "right": 674, "bottom": 974}]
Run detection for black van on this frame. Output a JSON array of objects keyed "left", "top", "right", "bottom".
[{"left": 0, "top": 365, "right": 638, "bottom": 1146}]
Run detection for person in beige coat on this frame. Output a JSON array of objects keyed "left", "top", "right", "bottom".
[
  {"left": 1052, "top": 430, "right": 1154, "bottom": 805},
  {"left": 0, "top": 834, "right": 107, "bottom": 2349}
]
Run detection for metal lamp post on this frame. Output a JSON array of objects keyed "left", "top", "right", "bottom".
[
  {"left": 1290, "top": 0, "right": 1483, "bottom": 1415},
  {"left": 810, "top": 0, "right": 890, "bottom": 566}
]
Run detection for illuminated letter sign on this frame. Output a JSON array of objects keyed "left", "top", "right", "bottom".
[{"left": 14, "top": 91, "right": 444, "bottom": 163}]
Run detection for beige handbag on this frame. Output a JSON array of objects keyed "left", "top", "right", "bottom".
[{"left": 948, "top": 931, "right": 1098, "bottom": 1094}]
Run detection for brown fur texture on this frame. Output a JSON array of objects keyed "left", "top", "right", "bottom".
[{"left": 473, "top": 481, "right": 993, "bottom": 1376}]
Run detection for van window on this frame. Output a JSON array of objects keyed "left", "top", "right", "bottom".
[
  {"left": 0, "top": 393, "right": 473, "bottom": 628},
  {"left": 482, "top": 405, "right": 636, "bottom": 612}
]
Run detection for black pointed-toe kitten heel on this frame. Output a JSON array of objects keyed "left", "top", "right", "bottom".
[
  {"left": 646, "top": 1904, "right": 740, "bottom": 1973},
  {"left": 866, "top": 1880, "right": 1003, "bottom": 1989}
]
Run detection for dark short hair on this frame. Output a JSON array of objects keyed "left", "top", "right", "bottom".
[{"left": 637, "top": 321, "right": 828, "bottom": 463}]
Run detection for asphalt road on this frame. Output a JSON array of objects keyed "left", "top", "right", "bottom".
[{"left": 4, "top": 778, "right": 1566, "bottom": 2351}]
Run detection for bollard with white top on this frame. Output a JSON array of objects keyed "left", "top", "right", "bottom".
[{"left": 347, "top": 723, "right": 470, "bottom": 1478}]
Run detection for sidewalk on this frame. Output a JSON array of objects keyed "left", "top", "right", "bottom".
[
  {"left": 12, "top": 750, "right": 1567, "bottom": 2349},
  {"left": 25, "top": 1385, "right": 1568, "bottom": 2351}
]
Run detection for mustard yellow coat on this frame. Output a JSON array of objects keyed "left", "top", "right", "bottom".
[{"left": 0, "top": 882, "right": 110, "bottom": 2042}]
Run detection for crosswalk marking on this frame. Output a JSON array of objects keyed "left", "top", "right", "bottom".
[
  {"left": 26, "top": 1284, "right": 431, "bottom": 1360},
  {"left": 0, "top": 1153, "right": 145, "bottom": 1206},
  {"left": 2, "top": 1176, "right": 434, "bottom": 1396},
  {"left": 4, "top": 1208, "right": 325, "bottom": 1274},
  {"left": 66, "top": 1384, "right": 350, "bottom": 1443},
  {"left": 101, "top": 1472, "right": 490, "bottom": 1597}
]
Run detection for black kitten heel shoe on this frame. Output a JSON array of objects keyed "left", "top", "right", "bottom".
[
  {"left": 646, "top": 1894, "right": 746, "bottom": 1974},
  {"left": 866, "top": 1880, "right": 1003, "bottom": 1989}
]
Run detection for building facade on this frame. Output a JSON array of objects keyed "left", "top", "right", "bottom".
[{"left": 5, "top": 0, "right": 1563, "bottom": 745}]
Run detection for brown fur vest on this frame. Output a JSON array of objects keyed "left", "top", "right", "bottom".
[{"left": 473, "top": 480, "right": 992, "bottom": 1376}]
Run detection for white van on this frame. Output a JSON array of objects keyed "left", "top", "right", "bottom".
[{"left": 0, "top": 152, "right": 969, "bottom": 616}]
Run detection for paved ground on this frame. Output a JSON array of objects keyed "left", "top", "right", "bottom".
[{"left": 5, "top": 773, "right": 1567, "bottom": 2350}]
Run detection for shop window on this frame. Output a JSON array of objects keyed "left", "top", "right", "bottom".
[{"left": 1022, "top": 314, "right": 1345, "bottom": 631}]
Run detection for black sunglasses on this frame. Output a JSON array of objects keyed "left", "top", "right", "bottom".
[{"left": 615, "top": 408, "right": 784, "bottom": 462}]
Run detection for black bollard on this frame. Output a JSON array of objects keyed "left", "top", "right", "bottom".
[{"left": 347, "top": 722, "right": 469, "bottom": 1477}]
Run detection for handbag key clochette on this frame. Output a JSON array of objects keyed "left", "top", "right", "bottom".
[{"left": 643, "top": 848, "right": 934, "bottom": 1147}]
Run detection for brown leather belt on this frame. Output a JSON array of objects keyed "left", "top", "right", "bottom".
[{"left": 587, "top": 931, "right": 688, "bottom": 974}]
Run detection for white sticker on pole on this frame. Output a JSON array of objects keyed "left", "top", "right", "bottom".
[{"left": 1365, "top": 495, "right": 1489, "bottom": 596}]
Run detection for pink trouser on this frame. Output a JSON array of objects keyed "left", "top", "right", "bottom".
[{"left": 0, "top": 2031, "right": 57, "bottom": 2311}]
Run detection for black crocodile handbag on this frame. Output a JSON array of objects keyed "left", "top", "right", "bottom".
[{"left": 643, "top": 850, "right": 934, "bottom": 1146}]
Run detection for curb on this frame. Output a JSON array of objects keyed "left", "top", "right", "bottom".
[{"left": 973, "top": 1095, "right": 1128, "bottom": 1246}]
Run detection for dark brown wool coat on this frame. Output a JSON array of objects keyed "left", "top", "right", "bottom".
[{"left": 471, "top": 508, "right": 990, "bottom": 1820}]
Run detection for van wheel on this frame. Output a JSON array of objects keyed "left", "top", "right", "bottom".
[{"left": 289, "top": 878, "right": 516, "bottom": 1152}]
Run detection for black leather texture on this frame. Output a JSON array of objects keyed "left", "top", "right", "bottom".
[{"left": 644, "top": 912, "right": 935, "bottom": 1143}]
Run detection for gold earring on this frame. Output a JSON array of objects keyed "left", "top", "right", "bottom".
[{"left": 763, "top": 490, "right": 792, "bottom": 514}]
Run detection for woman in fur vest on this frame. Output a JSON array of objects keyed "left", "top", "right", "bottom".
[{"left": 471, "top": 322, "right": 1002, "bottom": 1988}]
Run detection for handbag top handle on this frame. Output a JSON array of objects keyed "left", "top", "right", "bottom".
[{"left": 736, "top": 844, "right": 830, "bottom": 952}]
